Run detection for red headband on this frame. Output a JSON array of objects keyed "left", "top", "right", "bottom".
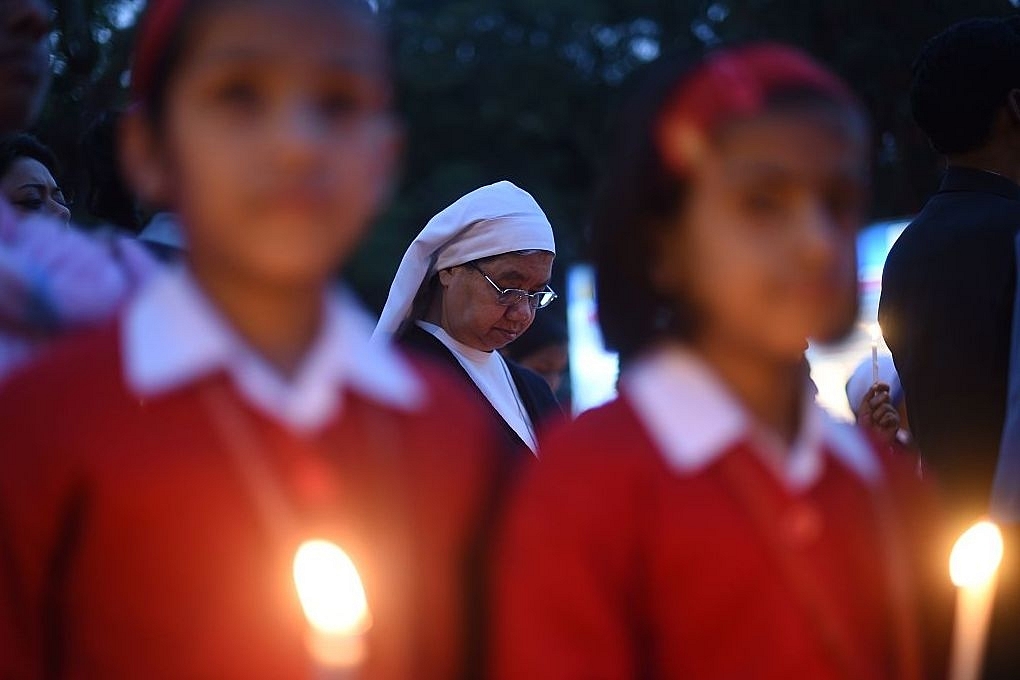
[
  {"left": 130, "top": 0, "right": 190, "bottom": 105},
  {"left": 657, "top": 44, "right": 859, "bottom": 174}
]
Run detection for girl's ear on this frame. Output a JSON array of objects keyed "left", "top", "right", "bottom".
[{"left": 118, "top": 110, "right": 173, "bottom": 208}]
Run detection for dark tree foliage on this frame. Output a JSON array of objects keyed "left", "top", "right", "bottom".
[
  {"left": 35, "top": 0, "right": 137, "bottom": 222},
  {"left": 30, "top": 0, "right": 1019, "bottom": 310}
]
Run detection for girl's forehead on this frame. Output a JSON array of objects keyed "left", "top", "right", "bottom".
[
  {"left": 721, "top": 106, "right": 868, "bottom": 146},
  {"left": 182, "top": 2, "right": 386, "bottom": 71},
  {"left": 708, "top": 109, "right": 869, "bottom": 174}
]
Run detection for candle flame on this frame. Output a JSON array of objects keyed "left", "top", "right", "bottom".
[
  {"left": 950, "top": 520, "right": 1004, "bottom": 588},
  {"left": 293, "top": 539, "right": 371, "bottom": 635}
]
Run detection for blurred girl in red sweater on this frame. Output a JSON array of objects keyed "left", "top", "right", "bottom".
[
  {"left": 491, "top": 45, "right": 951, "bottom": 680},
  {"left": 0, "top": 1, "right": 501, "bottom": 677}
]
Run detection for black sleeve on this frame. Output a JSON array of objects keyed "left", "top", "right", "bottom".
[
  {"left": 507, "top": 361, "right": 563, "bottom": 431},
  {"left": 880, "top": 217, "right": 1017, "bottom": 521}
]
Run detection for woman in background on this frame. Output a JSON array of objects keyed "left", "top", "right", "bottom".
[
  {"left": 375, "top": 180, "right": 562, "bottom": 455},
  {"left": 0, "top": 133, "right": 71, "bottom": 225},
  {"left": 0, "top": 1, "right": 501, "bottom": 676}
]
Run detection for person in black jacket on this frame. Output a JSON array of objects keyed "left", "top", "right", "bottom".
[
  {"left": 374, "top": 181, "right": 562, "bottom": 454},
  {"left": 878, "top": 18, "right": 1020, "bottom": 679}
]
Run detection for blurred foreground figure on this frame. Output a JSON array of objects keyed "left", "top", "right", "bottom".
[
  {"left": 0, "top": 1, "right": 503, "bottom": 677},
  {"left": 490, "top": 44, "right": 951, "bottom": 680}
]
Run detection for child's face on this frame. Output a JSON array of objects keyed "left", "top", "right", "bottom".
[
  {"left": 132, "top": 1, "right": 398, "bottom": 286},
  {"left": 657, "top": 106, "right": 868, "bottom": 361}
]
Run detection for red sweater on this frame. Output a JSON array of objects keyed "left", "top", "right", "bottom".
[
  {"left": 0, "top": 323, "right": 501, "bottom": 679},
  {"left": 491, "top": 396, "right": 952, "bottom": 680}
]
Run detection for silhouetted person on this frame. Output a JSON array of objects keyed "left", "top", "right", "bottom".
[{"left": 879, "top": 18, "right": 1020, "bottom": 679}]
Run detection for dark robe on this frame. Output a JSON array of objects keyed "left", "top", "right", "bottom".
[
  {"left": 398, "top": 324, "right": 562, "bottom": 454},
  {"left": 879, "top": 166, "right": 1020, "bottom": 680}
]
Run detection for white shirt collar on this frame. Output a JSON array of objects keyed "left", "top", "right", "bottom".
[
  {"left": 124, "top": 268, "right": 425, "bottom": 431},
  {"left": 622, "top": 344, "right": 880, "bottom": 491},
  {"left": 138, "top": 213, "right": 186, "bottom": 249}
]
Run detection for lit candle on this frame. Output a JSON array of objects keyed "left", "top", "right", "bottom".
[
  {"left": 870, "top": 323, "right": 881, "bottom": 385},
  {"left": 293, "top": 539, "right": 372, "bottom": 679},
  {"left": 949, "top": 520, "right": 1004, "bottom": 680}
]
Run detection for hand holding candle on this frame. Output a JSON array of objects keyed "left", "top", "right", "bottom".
[
  {"left": 949, "top": 520, "right": 1004, "bottom": 680},
  {"left": 294, "top": 539, "right": 372, "bottom": 677}
]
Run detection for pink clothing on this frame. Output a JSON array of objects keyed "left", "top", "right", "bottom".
[{"left": 0, "top": 199, "right": 160, "bottom": 380}]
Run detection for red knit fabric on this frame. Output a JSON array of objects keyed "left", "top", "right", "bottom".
[
  {"left": 490, "top": 396, "right": 952, "bottom": 680},
  {"left": 0, "top": 322, "right": 499, "bottom": 679},
  {"left": 130, "top": 0, "right": 189, "bottom": 103},
  {"left": 656, "top": 44, "right": 860, "bottom": 175}
]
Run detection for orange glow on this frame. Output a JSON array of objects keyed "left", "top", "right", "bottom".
[{"left": 950, "top": 520, "right": 1003, "bottom": 589}]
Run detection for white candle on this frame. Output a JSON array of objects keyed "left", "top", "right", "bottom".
[
  {"left": 870, "top": 323, "right": 881, "bottom": 385},
  {"left": 949, "top": 520, "right": 1004, "bottom": 680},
  {"left": 293, "top": 539, "right": 372, "bottom": 679}
]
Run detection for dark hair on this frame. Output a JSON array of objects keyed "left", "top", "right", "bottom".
[
  {"left": 134, "top": 0, "right": 386, "bottom": 126},
  {"left": 592, "top": 52, "right": 700, "bottom": 363},
  {"left": 504, "top": 313, "right": 567, "bottom": 362},
  {"left": 911, "top": 18, "right": 1020, "bottom": 155},
  {"left": 592, "top": 48, "right": 865, "bottom": 362},
  {"left": 80, "top": 111, "right": 142, "bottom": 232},
  {"left": 0, "top": 132, "right": 60, "bottom": 180}
]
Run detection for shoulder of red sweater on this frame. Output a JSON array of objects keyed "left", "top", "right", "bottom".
[
  {"left": 0, "top": 322, "right": 124, "bottom": 482},
  {"left": 832, "top": 431, "right": 938, "bottom": 515},
  {"left": 504, "top": 398, "right": 669, "bottom": 538},
  {"left": 858, "top": 431, "right": 920, "bottom": 483},
  {"left": 402, "top": 352, "right": 464, "bottom": 396},
  {"left": 372, "top": 351, "right": 505, "bottom": 462},
  {"left": 400, "top": 352, "right": 484, "bottom": 419},
  {"left": 538, "top": 396, "right": 664, "bottom": 473},
  {"left": 0, "top": 320, "right": 123, "bottom": 409}
]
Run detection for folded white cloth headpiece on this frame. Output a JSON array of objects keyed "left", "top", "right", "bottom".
[{"left": 373, "top": 181, "right": 555, "bottom": 338}]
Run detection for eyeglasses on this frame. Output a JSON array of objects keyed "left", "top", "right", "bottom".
[{"left": 467, "top": 263, "right": 558, "bottom": 309}]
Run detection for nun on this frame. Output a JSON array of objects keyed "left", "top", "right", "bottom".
[{"left": 375, "top": 181, "right": 562, "bottom": 454}]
